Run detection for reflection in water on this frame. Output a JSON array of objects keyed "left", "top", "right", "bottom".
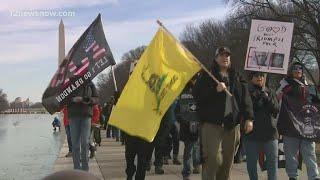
[{"left": 0, "top": 114, "right": 63, "bottom": 180}]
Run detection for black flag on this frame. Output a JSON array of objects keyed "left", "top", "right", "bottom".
[
  {"left": 42, "top": 14, "right": 115, "bottom": 114},
  {"left": 279, "top": 94, "right": 320, "bottom": 142}
]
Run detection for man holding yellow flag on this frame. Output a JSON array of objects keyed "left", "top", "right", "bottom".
[{"left": 193, "top": 47, "right": 254, "bottom": 180}]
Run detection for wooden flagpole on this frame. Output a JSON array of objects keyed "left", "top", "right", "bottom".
[
  {"left": 111, "top": 65, "right": 118, "bottom": 92},
  {"left": 156, "top": 20, "right": 232, "bottom": 96}
]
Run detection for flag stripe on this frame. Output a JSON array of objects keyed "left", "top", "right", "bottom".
[
  {"left": 64, "top": 78, "right": 70, "bottom": 84},
  {"left": 70, "top": 66, "right": 77, "bottom": 72},
  {"left": 75, "top": 61, "right": 89, "bottom": 76},
  {"left": 93, "top": 48, "right": 106, "bottom": 60},
  {"left": 68, "top": 62, "right": 74, "bottom": 68},
  {"left": 82, "top": 57, "right": 89, "bottom": 64},
  {"left": 93, "top": 44, "right": 99, "bottom": 52}
]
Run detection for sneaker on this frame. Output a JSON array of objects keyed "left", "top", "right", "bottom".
[
  {"left": 234, "top": 157, "right": 241, "bottom": 164},
  {"left": 89, "top": 150, "right": 95, "bottom": 158},
  {"left": 193, "top": 166, "right": 200, "bottom": 174},
  {"left": 155, "top": 166, "right": 164, "bottom": 174},
  {"left": 65, "top": 151, "right": 72, "bottom": 157}
]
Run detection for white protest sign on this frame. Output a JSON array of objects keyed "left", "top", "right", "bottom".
[{"left": 244, "top": 19, "right": 294, "bottom": 74}]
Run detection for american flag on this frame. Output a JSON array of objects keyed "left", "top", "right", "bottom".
[
  {"left": 43, "top": 14, "right": 115, "bottom": 115},
  {"left": 83, "top": 31, "right": 107, "bottom": 62},
  {"left": 64, "top": 31, "right": 107, "bottom": 85}
]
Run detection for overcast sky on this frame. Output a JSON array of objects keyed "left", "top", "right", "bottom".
[{"left": 0, "top": 0, "right": 229, "bottom": 102}]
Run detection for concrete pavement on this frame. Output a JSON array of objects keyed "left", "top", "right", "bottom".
[{"left": 53, "top": 129, "right": 313, "bottom": 180}]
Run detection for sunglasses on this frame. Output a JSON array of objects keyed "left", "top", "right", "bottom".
[{"left": 253, "top": 74, "right": 264, "bottom": 77}]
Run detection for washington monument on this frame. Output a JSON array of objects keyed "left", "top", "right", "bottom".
[{"left": 58, "top": 19, "right": 65, "bottom": 66}]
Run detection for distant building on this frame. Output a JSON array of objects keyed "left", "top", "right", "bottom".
[{"left": 10, "top": 97, "right": 31, "bottom": 112}]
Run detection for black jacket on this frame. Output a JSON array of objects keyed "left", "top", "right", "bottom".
[
  {"left": 246, "top": 84, "right": 279, "bottom": 141},
  {"left": 192, "top": 66, "right": 253, "bottom": 128},
  {"left": 277, "top": 77, "right": 310, "bottom": 138},
  {"left": 176, "top": 87, "right": 199, "bottom": 142},
  {"left": 67, "top": 82, "right": 99, "bottom": 119},
  {"left": 102, "top": 103, "right": 113, "bottom": 123}
]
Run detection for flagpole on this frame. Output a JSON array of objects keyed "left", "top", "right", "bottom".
[
  {"left": 111, "top": 65, "right": 118, "bottom": 92},
  {"left": 156, "top": 20, "right": 232, "bottom": 97}
]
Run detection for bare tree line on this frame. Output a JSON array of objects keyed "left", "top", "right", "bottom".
[{"left": 96, "top": 0, "right": 320, "bottom": 104}]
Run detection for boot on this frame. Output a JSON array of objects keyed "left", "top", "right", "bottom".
[
  {"left": 183, "top": 175, "right": 191, "bottom": 180},
  {"left": 89, "top": 144, "right": 96, "bottom": 158},
  {"left": 193, "top": 165, "right": 200, "bottom": 174},
  {"left": 173, "top": 155, "right": 181, "bottom": 165},
  {"left": 155, "top": 166, "right": 164, "bottom": 174},
  {"left": 145, "top": 161, "right": 151, "bottom": 171},
  {"left": 163, "top": 156, "right": 169, "bottom": 165}
]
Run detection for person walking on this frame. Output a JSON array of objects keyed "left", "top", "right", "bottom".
[
  {"left": 245, "top": 71, "right": 279, "bottom": 180},
  {"left": 176, "top": 79, "right": 201, "bottom": 180},
  {"left": 62, "top": 106, "right": 72, "bottom": 157},
  {"left": 193, "top": 46, "right": 254, "bottom": 180},
  {"left": 67, "top": 81, "right": 98, "bottom": 171},
  {"left": 277, "top": 62, "right": 320, "bottom": 180}
]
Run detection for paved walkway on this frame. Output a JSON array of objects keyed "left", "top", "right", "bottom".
[{"left": 53, "top": 130, "right": 312, "bottom": 180}]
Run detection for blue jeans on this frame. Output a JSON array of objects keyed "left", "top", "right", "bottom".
[
  {"left": 192, "top": 140, "right": 200, "bottom": 166},
  {"left": 244, "top": 138, "right": 278, "bottom": 180},
  {"left": 65, "top": 125, "right": 72, "bottom": 152},
  {"left": 283, "top": 136, "right": 319, "bottom": 180},
  {"left": 69, "top": 117, "right": 91, "bottom": 171},
  {"left": 112, "top": 126, "right": 119, "bottom": 140},
  {"left": 182, "top": 140, "right": 200, "bottom": 177}
]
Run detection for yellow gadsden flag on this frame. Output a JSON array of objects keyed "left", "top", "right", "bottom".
[{"left": 108, "top": 27, "right": 201, "bottom": 142}]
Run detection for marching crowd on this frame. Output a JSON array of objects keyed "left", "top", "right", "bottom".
[{"left": 49, "top": 46, "right": 320, "bottom": 180}]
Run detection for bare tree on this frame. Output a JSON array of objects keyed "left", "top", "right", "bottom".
[
  {"left": 96, "top": 46, "right": 146, "bottom": 105},
  {"left": 0, "top": 89, "right": 9, "bottom": 112},
  {"left": 227, "top": 0, "right": 320, "bottom": 83},
  {"left": 180, "top": 17, "right": 251, "bottom": 74},
  {"left": 121, "top": 46, "right": 146, "bottom": 61}
]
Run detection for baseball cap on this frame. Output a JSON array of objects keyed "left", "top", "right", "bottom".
[{"left": 215, "top": 46, "right": 231, "bottom": 57}]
